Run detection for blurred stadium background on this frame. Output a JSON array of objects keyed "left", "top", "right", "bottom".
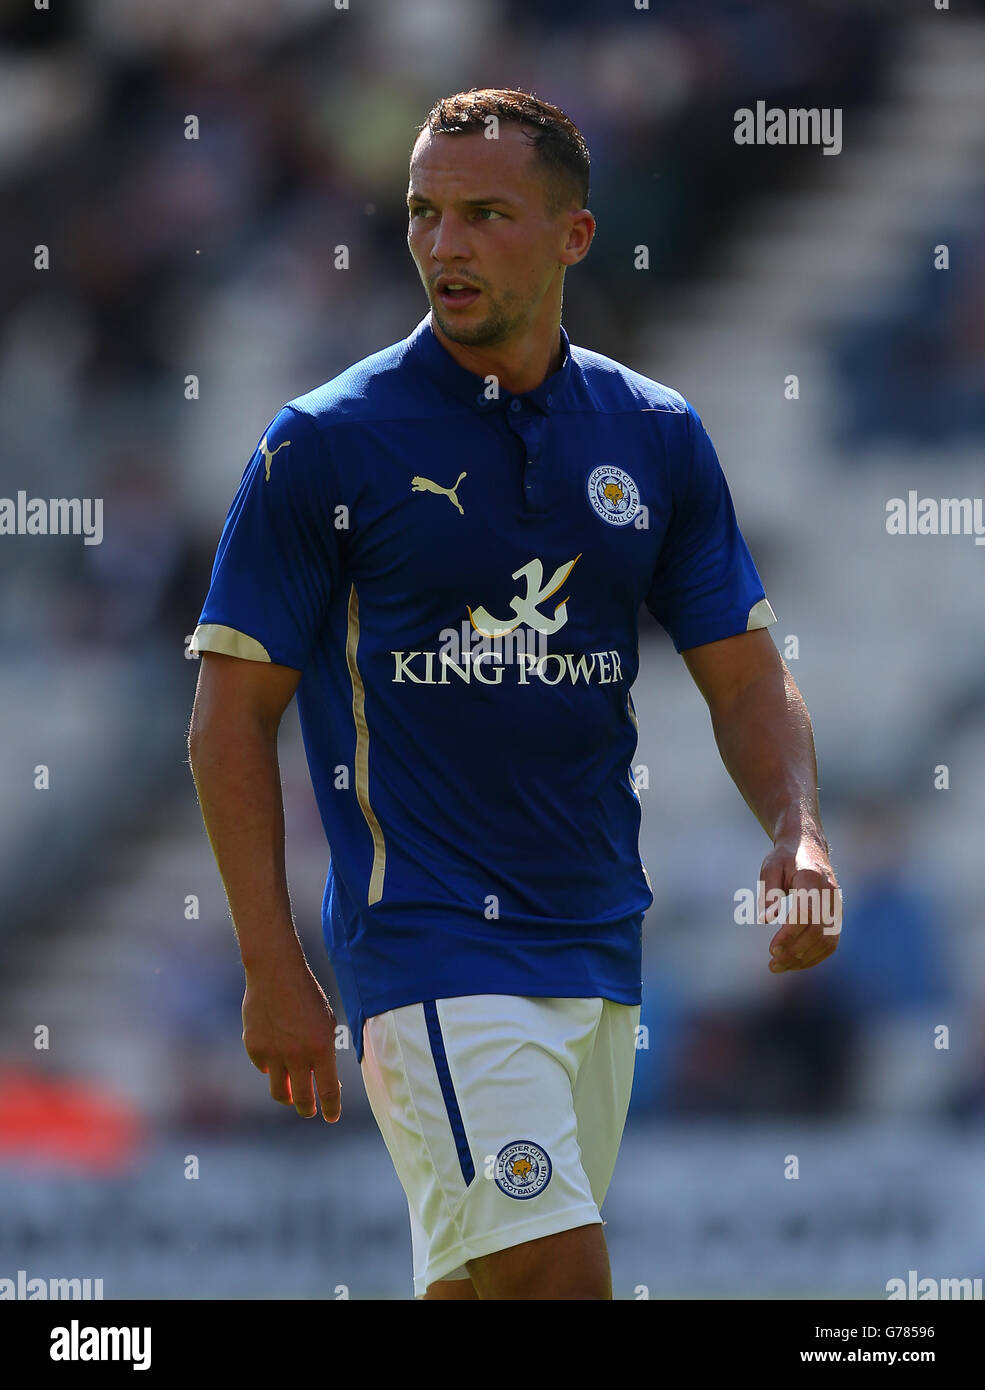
[{"left": 1, "top": 0, "right": 984, "bottom": 1299}]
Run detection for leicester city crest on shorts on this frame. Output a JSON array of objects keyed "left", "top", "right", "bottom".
[
  {"left": 586, "top": 464, "right": 641, "bottom": 526},
  {"left": 493, "top": 1140, "right": 553, "bottom": 1199}
]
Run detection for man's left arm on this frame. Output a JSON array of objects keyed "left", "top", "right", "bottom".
[{"left": 681, "top": 626, "right": 842, "bottom": 973}]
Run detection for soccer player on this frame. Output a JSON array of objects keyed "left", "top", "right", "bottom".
[{"left": 186, "top": 88, "right": 841, "bottom": 1301}]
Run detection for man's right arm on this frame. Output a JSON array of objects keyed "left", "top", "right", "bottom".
[{"left": 187, "top": 650, "right": 342, "bottom": 1122}]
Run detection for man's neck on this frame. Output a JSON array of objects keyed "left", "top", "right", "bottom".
[{"left": 430, "top": 318, "right": 564, "bottom": 396}]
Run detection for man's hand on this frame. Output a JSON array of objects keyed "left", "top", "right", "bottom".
[
  {"left": 759, "top": 835, "right": 842, "bottom": 973},
  {"left": 242, "top": 953, "right": 342, "bottom": 1121},
  {"left": 680, "top": 630, "right": 841, "bottom": 975}
]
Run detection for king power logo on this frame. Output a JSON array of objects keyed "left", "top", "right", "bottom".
[
  {"left": 468, "top": 554, "right": 580, "bottom": 637},
  {"left": 390, "top": 553, "right": 625, "bottom": 687}
]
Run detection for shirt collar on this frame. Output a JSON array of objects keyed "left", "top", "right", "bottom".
[{"left": 407, "top": 311, "right": 573, "bottom": 415}]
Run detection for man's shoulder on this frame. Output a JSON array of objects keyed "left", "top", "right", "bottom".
[
  {"left": 569, "top": 341, "right": 691, "bottom": 419},
  {"left": 285, "top": 331, "right": 422, "bottom": 428}
]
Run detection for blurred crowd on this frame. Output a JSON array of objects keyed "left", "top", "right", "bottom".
[{"left": 834, "top": 207, "right": 985, "bottom": 447}]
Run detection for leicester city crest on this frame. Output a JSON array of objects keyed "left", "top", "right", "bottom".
[
  {"left": 586, "top": 465, "right": 640, "bottom": 526},
  {"left": 493, "top": 1140, "right": 553, "bottom": 1199}
]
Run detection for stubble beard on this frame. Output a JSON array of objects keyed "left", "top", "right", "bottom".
[{"left": 430, "top": 287, "right": 529, "bottom": 349}]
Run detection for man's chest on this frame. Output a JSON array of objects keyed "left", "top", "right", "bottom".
[{"left": 337, "top": 413, "right": 677, "bottom": 639}]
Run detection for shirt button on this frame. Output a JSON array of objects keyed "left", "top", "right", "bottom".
[
  {"left": 546, "top": 394, "right": 553, "bottom": 406},
  {"left": 510, "top": 399, "right": 521, "bottom": 412}
]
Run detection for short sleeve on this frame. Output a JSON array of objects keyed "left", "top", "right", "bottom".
[
  {"left": 190, "top": 405, "right": 340, "bottom": 670},
  {"left": 645, "top": 402, "right": 776, "bottom": 652}
]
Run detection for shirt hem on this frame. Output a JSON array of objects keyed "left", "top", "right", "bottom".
[{"left": 673, "top": 603, "right": 775, "bottom": 653}]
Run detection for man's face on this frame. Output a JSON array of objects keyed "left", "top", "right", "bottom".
[{"left": 407, "top": 124, "right": 576, "bottom": 348}]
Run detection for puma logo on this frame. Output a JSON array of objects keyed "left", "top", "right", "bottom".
[
  {"left": 411, "top": 471, "right": 467, "bottom": 515},
  {"left": 260, "top": 435, "right": 291, "bottom": 481}
]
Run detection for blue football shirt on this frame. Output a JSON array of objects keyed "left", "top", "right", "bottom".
[{"left": 191, "top": 313, "right": 776, "bottom": 1059}]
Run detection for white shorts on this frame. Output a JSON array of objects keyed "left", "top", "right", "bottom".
[{"left": 359, "top": 994, "right": 640, "bottom": 1296}]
